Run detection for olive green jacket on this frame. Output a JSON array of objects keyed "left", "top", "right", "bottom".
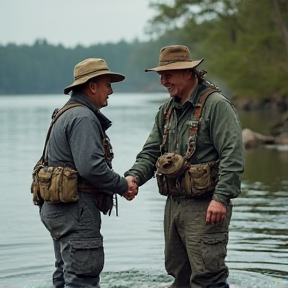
[{"left": 125, "top": 82, "right": 244, "bottom": 206}]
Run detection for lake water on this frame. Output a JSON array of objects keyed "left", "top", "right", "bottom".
[{"left": 0, "top": 94, "right": 287, "bottom": 288}]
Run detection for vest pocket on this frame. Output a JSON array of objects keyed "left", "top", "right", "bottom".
[
  {"left": 38, "top": 166, "right": 54, "bottom": 201},
  {"left": 37, "top": 166, "right": 79, "bottom": 203}
]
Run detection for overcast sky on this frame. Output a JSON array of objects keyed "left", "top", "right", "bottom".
[{"left": 0, "top": 0, "right": 156, "bottom": 47}]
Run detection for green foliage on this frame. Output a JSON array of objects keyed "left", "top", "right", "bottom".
[
  {"left": 1, "top": 0, "right": 288, "bottom": 99},
  {"left": 148, "top": 0, "right": 288, "bottom": 100}
]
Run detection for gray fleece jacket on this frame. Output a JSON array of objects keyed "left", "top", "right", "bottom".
[{"left": 47, "top": 92, "right": 128, "bottom": 196}]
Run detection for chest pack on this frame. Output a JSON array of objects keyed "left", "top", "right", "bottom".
[{"left": 155, "top": 87, "right": 220, "bottom": 198}]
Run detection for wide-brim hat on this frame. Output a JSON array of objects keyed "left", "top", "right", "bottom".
[
  {"left": 64, "top": 58, "right": 125, "bottom": 94},
  {"left": 145, "top": 45, "right": 203, "bottom": 72}
]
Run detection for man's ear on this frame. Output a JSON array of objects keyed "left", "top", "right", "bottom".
[
  {"left": 88, "top": 81, "right": 97, "bottom": 94},
  {"left": 185, "top": 69, "right": 193, "bottom": 79}
]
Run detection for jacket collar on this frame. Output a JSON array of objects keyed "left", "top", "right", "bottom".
[{"left": 68, "top": 92, "right": 112, "bottom": 131}]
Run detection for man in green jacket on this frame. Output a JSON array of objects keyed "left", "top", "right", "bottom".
[{"left": 125, "top": 45, "right": 244, "bottom": 288}]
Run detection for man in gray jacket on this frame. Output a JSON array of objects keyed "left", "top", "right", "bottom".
[
  {"left": 40, "top": 58, "right": 138, "bottom": 288},
  {"left": 125, "top": 45, "right": 244, "bottom": 288}
]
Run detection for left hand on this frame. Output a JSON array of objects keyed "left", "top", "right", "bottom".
[{"left": 206, "top": 200, "right": 227, "bottom": 224}]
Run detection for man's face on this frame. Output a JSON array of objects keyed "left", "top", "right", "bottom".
[
  {"left": 91, "top": 76, "right": 113, "bottom": 109},
  {"left": 158, "top": 70, "right": 190, "bottom": 98}
]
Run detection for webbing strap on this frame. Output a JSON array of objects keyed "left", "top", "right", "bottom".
[
  {"left": 185, "top": 89, "right": 217, "bottom": 158},
  {"left": 160, "top": 98, "right": 173, "bottom": 151},
  {"left": 40, "top": 102, "right": 84, "bottom": 162}
]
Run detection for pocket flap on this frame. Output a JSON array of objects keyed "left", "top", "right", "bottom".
[{"left": 70, "top": 238, "right": 103, "bottom": 249}]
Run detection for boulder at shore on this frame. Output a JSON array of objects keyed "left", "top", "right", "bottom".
[{"left": 242, "top": 128, "right": 288, "bottom": 149}]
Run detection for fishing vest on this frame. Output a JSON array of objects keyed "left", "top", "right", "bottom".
[
  {"left": 156, "top": 86, "right": 220, "bottom": 198},
  {"left": 31, "top": 102, "right": 115, "bottom": 214}
]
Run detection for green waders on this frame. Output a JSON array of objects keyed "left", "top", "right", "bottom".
[{"left": 164, "top": 196, "right": 232, "bottom": 288}]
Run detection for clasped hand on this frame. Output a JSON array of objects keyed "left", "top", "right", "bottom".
[{"left": 122, "top": 175, "right": 138, "bottom": 201}]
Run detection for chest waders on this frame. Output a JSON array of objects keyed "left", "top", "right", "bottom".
[{"left": 156, "top": 87, "right": 220, "bottom": 198}]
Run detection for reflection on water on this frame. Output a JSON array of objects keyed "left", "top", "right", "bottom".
[
  {"left": 0, "top": 95, "right": 287, "bottom": 288},
  {"left": 244, "top": 147, "right": 288, "bottom": 190},
  {"left": 231, "top": 111, "right": 288, "bottom": 283}
]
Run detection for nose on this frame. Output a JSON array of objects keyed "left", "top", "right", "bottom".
[{"left": 108, "top": 87, "right": 113, "bottom": 95}]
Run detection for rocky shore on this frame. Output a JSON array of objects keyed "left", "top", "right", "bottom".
[
  {"left": 233, "top": 93, "right": 288, "bottom": 113},
  {"left": 233, "top": 96, "right": 288, "bottom": 149}
]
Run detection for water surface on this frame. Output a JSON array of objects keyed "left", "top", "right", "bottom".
[{"left": 0, "top": 94, "right": 287, "bottom": 288}]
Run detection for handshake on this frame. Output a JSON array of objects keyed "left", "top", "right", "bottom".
[{"left": 122, "top": 175, "right": 138, "bottom": 201}]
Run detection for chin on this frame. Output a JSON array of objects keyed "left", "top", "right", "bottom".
[
  {"left": 167, "top": 88, "right": 178, "bottom": 97},
  {"left": 169, "top": 92, "right": 178, "bottom": 98}
]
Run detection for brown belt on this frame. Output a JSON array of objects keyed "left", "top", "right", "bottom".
[
  {"left": 77, "top": 182, "right": 115, "bottom": 216},
  {"left": 77, "top": 182, "right": 96, "bottom": 194}
]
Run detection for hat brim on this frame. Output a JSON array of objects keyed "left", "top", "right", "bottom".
[
  {"left": 64, "top": 72, "right": 125, "bottom": 95},
  {"left": 145, "top": 59, "right": 204, "bottom": 72}
]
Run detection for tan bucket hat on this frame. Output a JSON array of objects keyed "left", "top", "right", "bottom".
[
  {"left": 145, "top": 45, "right": 203, "bottom": 72},
  {"left": 64, "top": 58, "right": 125, "bottom": 94}
]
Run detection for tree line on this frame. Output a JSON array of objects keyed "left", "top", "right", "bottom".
[
  {"left": 0, "top": 39, "right": 167, "bottom": 95},
  {"left": 1, "top": 0, "right": 287, "bottom": 101}
]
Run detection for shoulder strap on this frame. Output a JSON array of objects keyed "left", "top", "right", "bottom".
[
  {"left": 185, "top": 88, "right": 218, "bottom": 159},
  {"left": 160, "top": 98, "right": 173, "bottom": 151},
  {"left": 40, "top": 102, "right": 84, "bottom": 163},
  {"left": 160, "top": 88, "right": 218, "bottom": 155}
]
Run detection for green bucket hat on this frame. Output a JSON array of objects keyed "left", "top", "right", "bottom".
[{"left": 64, "top": 58, "right": 125, "bottom": 94}]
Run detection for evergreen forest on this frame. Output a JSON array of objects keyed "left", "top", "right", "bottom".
[{"left": 0, "top": 0, "right": 287, "bottom": 102}]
